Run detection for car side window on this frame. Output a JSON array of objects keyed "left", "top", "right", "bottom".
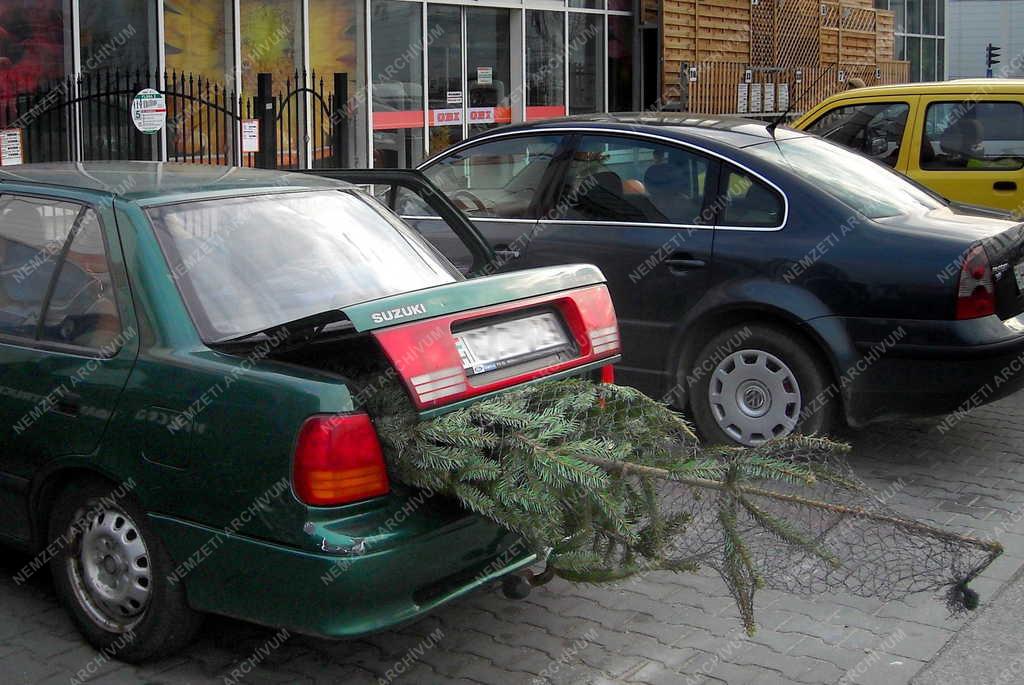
[
  {"left": 560, "top": 136, "right": 712, "bottom": 224},
  {"left": 716, "top": 167, "right": 784, "bottom": 229},
  {"left": 805, "top": 102, "right": 910, "bottom": 168},
  {"left": 38, "top": 209, "right": 121, "bottom": 350},
  {"left": 920, "top": 101, "right": 1024, "bottom": 171},
  {"left": 418, "top": 135, "right": 562, "bottom": 219},
  {"left": 0, "top": 195, "right": 81, "bottom": 340}
]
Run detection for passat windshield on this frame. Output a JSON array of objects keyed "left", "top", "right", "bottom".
[
  {"left": 148, "top": 190, "right": 459, "bottom": 342},
  {"left": 746, "top": 136, "right": 946, "bottom": 219}
]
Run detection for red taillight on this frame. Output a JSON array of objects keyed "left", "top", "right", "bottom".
[
  {"left": 956, "top": 244, "right": 996, "bottom": 320},
  {"left": 373, "top": 285, "right": 620, "bottom": 410},
  {"left": 292, "top": 413, "right": 390, "bottom": 506}
]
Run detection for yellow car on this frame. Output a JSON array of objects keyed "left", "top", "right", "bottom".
[{"left": 792, "top": 80, "right": 1024, "bottom": 213}]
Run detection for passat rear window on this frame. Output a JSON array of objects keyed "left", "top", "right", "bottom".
[
  {"left": 747, "top": 136, "right": 945, "bottom": 219},
  {"left": 148, "top": 190, "right": 459, "bottom": 342}
]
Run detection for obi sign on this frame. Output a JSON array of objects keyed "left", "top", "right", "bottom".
[{"left": 130, "top": 88, "right": 167, "bottom": 134}]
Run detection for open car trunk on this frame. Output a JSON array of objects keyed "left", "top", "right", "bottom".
[{"left": 269, "top": 263, "right": 620, "bottom": 418}]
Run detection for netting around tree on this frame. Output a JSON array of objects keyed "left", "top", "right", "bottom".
[{"left": 354, "top": 375, "right": 1000, "bottom": 635}]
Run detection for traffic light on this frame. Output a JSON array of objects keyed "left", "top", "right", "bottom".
[{"left": 986, "top": 44, "right": 1001, "bottom": 77}]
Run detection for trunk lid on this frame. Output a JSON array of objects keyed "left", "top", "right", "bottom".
[
  {"left": 340, "top": 263, "right": 606, "bottom": 331},
  {"left": 341, "top": 264, "right": 620, "bottom": 416}
]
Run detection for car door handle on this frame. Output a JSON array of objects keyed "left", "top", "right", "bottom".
[
  {"left": 994, "top": 181, "right": 1017, "bottom": 192},
  {"left": 55, "top": 392, "right": 81, "bottom": 417},
  {"left": 665, "top": 253, "right": 707, "bottom": 272},
  {"left": 493, "top": 244, "right": 521, "bottom": 261}
]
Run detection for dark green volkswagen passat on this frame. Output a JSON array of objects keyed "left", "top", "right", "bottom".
[{"left": 0, "top": 163, "right": 620, "bottom": 661}]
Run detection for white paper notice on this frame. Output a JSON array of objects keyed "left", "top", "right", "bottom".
[
  {"left": 764, "top": 83, "right": 776, "bottom": 113},
  {"left": 476, "top": 67, "right": 493, "bottom": 86},
  {"left": 777, "top": 83, "right": 790, "bottom": 112},
  {"left": 241, "top": 119, "right": 260, "bottom": 153},
  {"left": 737, "top": 84, "right": 749, "bottom": 114},
  {"left": 0, "top": 129, "right": 23, "bottom": 166},
  {"left": 749, "top": 83, "right": 763, "bottom": 113}
]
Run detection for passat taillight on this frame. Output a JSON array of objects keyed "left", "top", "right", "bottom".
[
  {"left": 955, "top": 244, "right": 996, "bottom": 320},
  {"left": 292, "top": 413, "right": 390, "bottom": 506}
]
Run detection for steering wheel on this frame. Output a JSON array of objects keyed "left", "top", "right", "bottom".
[{"left": 451, "top": 189, "right": 487, "bottom": 214}]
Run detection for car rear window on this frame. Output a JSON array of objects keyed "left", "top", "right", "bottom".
[
  {"left": 148, "top": 190, "right": 459, "bottom": 342},
  {"left": 747, "top": 136, "right": 945, "bottom": 219}
]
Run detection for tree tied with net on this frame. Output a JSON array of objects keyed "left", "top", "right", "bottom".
[{"left": 357, "top": 375, "right": 1001, "bottom": 635}]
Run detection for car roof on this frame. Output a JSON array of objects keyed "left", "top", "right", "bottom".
[
  {"left": 475, "top": 113, "right": 809, "bottom": 150},
  {"left": 0, "top": 161, "right": 350, "bottom": 204},
  {"left": 811, "top": 78, "right": 1024, "bottom": 103}
]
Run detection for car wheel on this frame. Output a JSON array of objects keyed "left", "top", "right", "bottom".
[
  {"left": 687, "top": 324, "right": 836, "bottom": 446},
  {"left": 48, "top": 479, "right": 202, "bottom": 663}
]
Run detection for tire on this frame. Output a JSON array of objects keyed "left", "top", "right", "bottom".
[
  {"left": 48, "top": 478, "right": 203, "bottom": 663},
  {"left": 686, "top": 323, "right": 836, "bottom": 446}
]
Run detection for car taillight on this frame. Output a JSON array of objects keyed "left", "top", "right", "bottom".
[
  {"left": 956, "top": 244, "right": 996, "bottom": 320},
  {"left": 373, "top": 285, "right": 621, "bottom": 410},
  {"left": 292, "top": 413, "right": 389, "bottom": 506}
]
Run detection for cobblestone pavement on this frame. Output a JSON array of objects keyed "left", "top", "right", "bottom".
[{"left": 4, "top": 394, "right": 1024, "bottom": 685}]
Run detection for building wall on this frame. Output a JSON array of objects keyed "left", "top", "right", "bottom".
[{"left": 947, "top": 0, "right": 1024, "bottom": 78}]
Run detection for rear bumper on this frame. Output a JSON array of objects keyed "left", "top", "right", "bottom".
[
  {"left": 149, "top": 510, "right": 534, "bottom": 639},
  {"left": 811, "top": 314, "right": 1024, "bottom": 426}
]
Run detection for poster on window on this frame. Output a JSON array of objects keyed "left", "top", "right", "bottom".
[
  {"left": 0, "top": 129, "right": 23, "bottom": 166},
  {"left": 749, "top": 83, "right": 762, "bottom": 113},
  {"left": 476, "top": 67, "right": 493, "bottom": 86},
  {"left": 777, "top": 83, "right": 790, "bottom": 113},
  {"left": 468, "top": 107, "right": 496, "bottom": 124},
  {"left": 431, "top": 109, "right": 463, "bottom": 126},
  {"left": 764, "top": 83, "right": 776, "bottom": 113},
  {"left": 737, "top": 84, "right": 749, "bottom": 114}
]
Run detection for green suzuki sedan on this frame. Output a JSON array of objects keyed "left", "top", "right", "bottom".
[{"left": 0, "top": 162, "right": 620, "bottom": 661}]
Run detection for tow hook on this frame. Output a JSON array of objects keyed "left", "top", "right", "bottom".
[{"left": 502, "top": 562, "right": 555, "bottom": 600}]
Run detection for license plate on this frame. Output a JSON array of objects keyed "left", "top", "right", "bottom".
[
  {"left": 1016, "top": 262, "right": 1024, "bottom": 292},
  {"left": 454, "top": 312, "right": 572, "bottom": 375}
]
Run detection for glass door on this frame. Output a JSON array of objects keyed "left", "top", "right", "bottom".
[
  {"left": 424, "top": 5, "right": 512, "bottom": 154},
  {"left": 427, "top": 4, "right": 464, "bottom": 155},
  {"left": 465, "top": 7, "right": 512, "bottom": 137}
]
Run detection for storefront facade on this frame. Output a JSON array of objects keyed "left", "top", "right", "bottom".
[{"left": 0, "top": 0, "right": 636, "bottom": 167}]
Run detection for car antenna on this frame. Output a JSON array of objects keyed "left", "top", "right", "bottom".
[{"left": 766, "top": 64, "right": 835, "bottom": 137}]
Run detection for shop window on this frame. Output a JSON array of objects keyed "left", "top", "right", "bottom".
[
  {"left": 608, "top": 15, "right": 634, "bottom": 112},
  {"left": 371, "top": 0, "right": 425, "bottom": 168},
  {"left": 0, "top": 0, "right": 67, "bottom": 99},
  {"left": 920, "top": 102, "right": 1024, "bottom": 171},
  {"left": 164, "top": 0, "right": 235, "bottom": 84},
  {"left": 427, "top": 4, "right": 463, "bottom": 155},
  {"left": 80, "top": 0, "right": 156, "bottom": 75},
  {"left": 465, "top": 8, "right": 512, "bottom": 137},
  {"left": 568, "top": 14, "right": 604, "bottom": 115},
  {"left": 526, "top": 10, "right": 565, "bottom": 122},
  {"left": 310, "top": 0, "right": 369, "bottom": 167}
]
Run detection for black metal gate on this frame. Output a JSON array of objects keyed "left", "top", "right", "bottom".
[{"left": 0, "top": 68, "right": 351, "bottom": 170}]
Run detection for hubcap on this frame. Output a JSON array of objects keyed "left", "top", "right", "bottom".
[
  {"left": 67, "top": 502, "right": 152, "bottom": 633},
  {"left": 708, "top": 349, "right": 801, "bottom": 446}
]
